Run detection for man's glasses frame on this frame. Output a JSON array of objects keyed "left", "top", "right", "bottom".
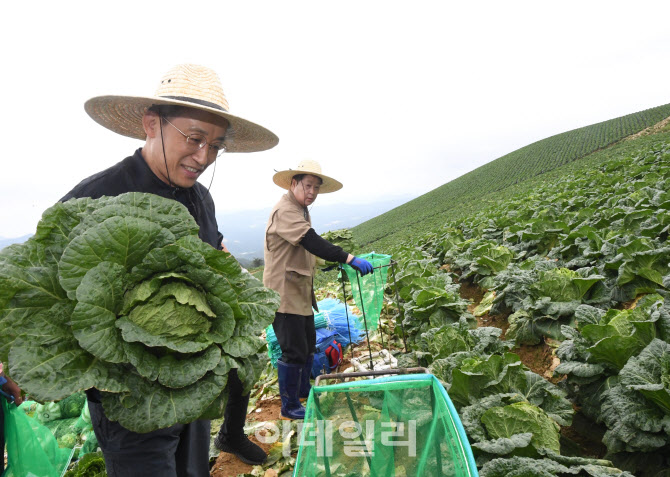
[{"left": 161, "top": 116, "right": 227, "bottom": 158}]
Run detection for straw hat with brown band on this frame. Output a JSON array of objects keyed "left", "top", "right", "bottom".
[
  {"left": 273, "top": 159, "right": 343, "bottom": 193},
  {"left": 84, "top": 64, "right": 278, "bottom": 153}
]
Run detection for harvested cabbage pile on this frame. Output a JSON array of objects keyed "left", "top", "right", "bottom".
[{"left": 0, "top": 193, "right": 279, "bottom": 432}]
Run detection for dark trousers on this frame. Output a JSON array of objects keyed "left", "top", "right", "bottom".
[
  {"left": 272, "top": 312, "right": 316, "bottom": 364},
  {"left": 88, "top": 401, "right": 211, "bottom": 477},
  {"left": 220, "top": 368, "right": 248, "bottom": 438}
]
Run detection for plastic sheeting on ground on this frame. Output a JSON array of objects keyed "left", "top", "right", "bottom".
[{"left": 266, "top": 298, "right": 366, "bottom": 367}]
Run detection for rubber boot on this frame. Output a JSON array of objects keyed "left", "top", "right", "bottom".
[
  {"left": 299, "top": 354, "right": 314, "bottom": 402},
  {"left": 277, "top": 360, "right": 306, "bottom": 420},
  {"left": 214, "top": 372, "right": 267, "bottom": 465}
]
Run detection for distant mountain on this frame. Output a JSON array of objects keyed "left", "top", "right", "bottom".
[
  {"left": 0, "top": 234, "right": 32, "bottom": 249},
  {"left": 218, "top": 196, "right": 414, "bottom": 266}
]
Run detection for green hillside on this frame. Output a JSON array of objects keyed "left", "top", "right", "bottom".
[{"left": 353, "top": 102, "right": 670, "bottom": 251}]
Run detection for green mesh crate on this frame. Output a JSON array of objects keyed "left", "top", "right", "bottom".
[
  {"left": 294, "top": 373, "right": 478, "bottom": 477},
  {"left": 342, "top": 253, "right": 392, "bottom": 331}
]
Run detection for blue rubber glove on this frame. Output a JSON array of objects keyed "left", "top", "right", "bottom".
[{"left": 349, "top": 256, "right": 373, "bottom": 276}]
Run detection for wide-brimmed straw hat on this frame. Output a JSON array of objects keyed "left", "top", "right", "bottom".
[
  {"left": 273, "top": 160, "right": 343, "bottom": 193},
  {"left": 84, "top": 64, "right": 279, "bottom": 153}
]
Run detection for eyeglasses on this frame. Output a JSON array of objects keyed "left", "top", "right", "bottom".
[{"left": 161, "top": 116, "right": 227, "bottom": 158}]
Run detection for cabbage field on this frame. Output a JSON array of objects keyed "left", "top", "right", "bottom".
[
  {"left": 362, "top": 131, "right": 670, "bottom": 476},
  {"left": 2, "top": 105, "right": 669, "bottom": 477}
]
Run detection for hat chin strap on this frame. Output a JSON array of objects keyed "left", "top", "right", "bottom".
[
  {"left": 158, "top": 117, "right": 176, "bottom": 191},
  {"left": 158, "top": 116, "right": 216, "bottom": 198},
  {"left": 205, "top": 159, "right": 216, "bottom": 196}
]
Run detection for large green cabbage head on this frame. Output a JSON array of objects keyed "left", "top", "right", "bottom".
[{"left": 0, "top": 193, "right": 279, "bottom": 432}]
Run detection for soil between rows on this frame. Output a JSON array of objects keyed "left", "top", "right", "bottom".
[{"left": 456, "top": 277, "right": 606, "bottom": 460}]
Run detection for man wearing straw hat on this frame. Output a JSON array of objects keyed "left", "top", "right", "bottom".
[
  {"left": 60, "top": 64, "right": 275, "bottom": 475},
  {"left": 262, "top": 160, "right": 373, "bottom": 420}
]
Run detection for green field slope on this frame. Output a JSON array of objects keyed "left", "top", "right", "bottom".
[{"left": 353, "top": 103, "right": 670, "bottom": 251}]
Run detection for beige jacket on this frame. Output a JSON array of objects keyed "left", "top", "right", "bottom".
[{"left": 263, "top": 191, "right": 317, "bottom": 315}]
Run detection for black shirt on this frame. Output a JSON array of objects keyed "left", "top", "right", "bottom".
[{"left": 299, "top": 228, "right": 348, "bottom": 263}]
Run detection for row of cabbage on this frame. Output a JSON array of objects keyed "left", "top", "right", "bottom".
[
  {"left": 388, "top": 137, "right": 670, "bottom": 476},
  {"left": 440, "top": 139, "right": 670, "bottom": 474},
  {"left": 433, "top": 139, "right": 669, "bottom": 345},
  {"left": 390, "top": 248, "right": 634, "bottom": 476}
]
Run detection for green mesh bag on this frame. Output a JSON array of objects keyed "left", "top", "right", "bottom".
[
  {"left": 294, "top": 373, "right": 478, "bottom": 477},
  {"left": 2, "top": 398, "right": 74, "bottom": 477},
  {"left": 342, "top": 253, "right": 391, "bottom": 331}
]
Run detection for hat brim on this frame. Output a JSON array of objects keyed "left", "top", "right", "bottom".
[
  {"left": 84, "top": 95, "right": 279, "bottom": 153},
  {"left": 273, "top": 170, "right": 343, "bottom": 193}
]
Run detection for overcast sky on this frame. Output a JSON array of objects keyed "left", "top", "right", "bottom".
[{"left": 2, "top": 1, "right": 670, "bottom": 239}]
